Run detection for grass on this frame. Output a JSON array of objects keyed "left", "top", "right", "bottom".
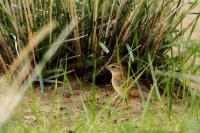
[
  {"left": 0, "top": 86, "right": 200, "bottom": 133},
  {"left": 0, "top": 0, "right": 200, "bottom": 132}
]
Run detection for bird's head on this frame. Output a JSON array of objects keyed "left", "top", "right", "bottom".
[{"left": 106, "top": 63, "right": 123, "bottom": 75}]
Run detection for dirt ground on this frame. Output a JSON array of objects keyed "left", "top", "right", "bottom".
[
  {"left": 8, "top": 78, "right": 186, "bottom": 128},
  {"left": 182, "top": 2, "right": 200, "bottom": 40}
]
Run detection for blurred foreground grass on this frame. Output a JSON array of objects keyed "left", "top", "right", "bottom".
[
  {"left": 0, "top": 85, "right": 200, "bottom": 133},
  {"left": 0, "top": 0, "right": 200, "bottom": 132}
]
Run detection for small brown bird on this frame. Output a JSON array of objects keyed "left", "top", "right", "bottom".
[{"left": 106, "top": 63, "right": 148, "bottom": 100}]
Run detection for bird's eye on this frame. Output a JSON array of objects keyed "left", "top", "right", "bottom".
[{"left": 111, "top": 65, "right": 115, "bottom": 69}]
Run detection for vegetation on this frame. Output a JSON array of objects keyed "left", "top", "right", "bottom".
[{"left": 0, "top": 0, "right": 200, "bottom": 132}]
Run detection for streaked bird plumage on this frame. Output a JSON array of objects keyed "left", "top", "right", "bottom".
[{"left": 106, "top": 63, "right": 148, "bottom": 100}]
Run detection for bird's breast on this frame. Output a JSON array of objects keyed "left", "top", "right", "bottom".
[{"left": 111, "top": 76, "right": 125, "bottom": 97}]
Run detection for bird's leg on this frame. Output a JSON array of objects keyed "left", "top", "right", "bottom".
[
  {"left": 140, "top": 98, "right": 143, "bottom": 111},
  {"left": 113, "top": 95, "right": 122, "bottom": 108},
  {"left": 112, "top": 94, "right": 120, "bottom": 102},
  {"left": 125, "top": 98, "right": 129, "bottom": 110}
]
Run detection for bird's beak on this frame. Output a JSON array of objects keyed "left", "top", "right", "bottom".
[{"left": 105, "top": 65, "right": 110, "bottom": 70}]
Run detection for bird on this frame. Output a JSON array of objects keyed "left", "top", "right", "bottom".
[{"left": 106, "top": 63, "right": 148, "bottom": 101}]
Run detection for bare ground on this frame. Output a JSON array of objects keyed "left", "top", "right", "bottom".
[{"left": 7, "top": 78, "right": 189, "bottom": 129}]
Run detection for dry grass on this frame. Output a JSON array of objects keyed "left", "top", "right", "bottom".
[{"left": 0, "top": 0, "right": 200, "bottom": 132}]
